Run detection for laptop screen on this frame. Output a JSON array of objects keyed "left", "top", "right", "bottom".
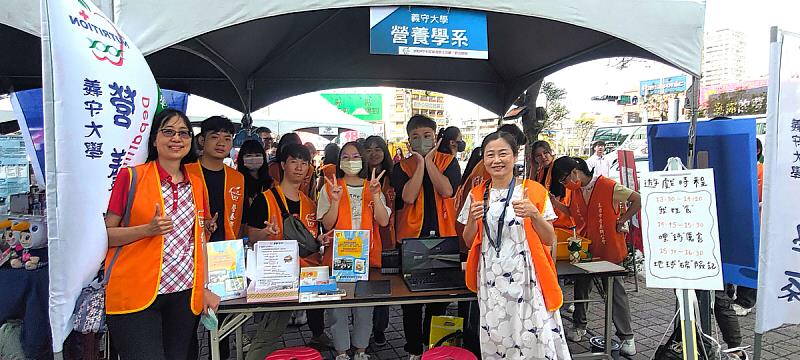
[{"left": 401, "top": 237, "right": 461, "bottom": 273}]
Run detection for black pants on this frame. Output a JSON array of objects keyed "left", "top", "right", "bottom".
[
  {"left": 401, "top": 303, "right": 447, "bottom": 355},
  {"left": 734, "top": 286, "right": 757, "bottom": 309},
  {"left": 373, "top": 306, "right": 390, "bottom": 336},
  {"left": 698, "top": 287, "right": 742, "bottom": 348},
  {"left": 307, "top": 308, "right": 325, "bottom": 337},
  {"left": 107, "top": 290, "right": 198, "bottom": 360}
]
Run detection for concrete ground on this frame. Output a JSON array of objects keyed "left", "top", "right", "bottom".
[{"left": 198, "top": 275, "right": 799, "bottom": 359}]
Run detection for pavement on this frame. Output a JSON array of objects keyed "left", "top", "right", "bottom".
[{"left": 198, "top": 274, "right": 800, "bottom": 359}]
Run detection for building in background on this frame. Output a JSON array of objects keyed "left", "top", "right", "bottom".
[
  {"left": 387, "top": 89, "right": 448, "bottom": 142},
  {"left": 703, "top": 28, "right": 746, "bottom": 87}
]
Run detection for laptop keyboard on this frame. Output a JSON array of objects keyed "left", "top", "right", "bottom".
[{"left": 406, "top": 271, "right": 466, "bottom": 291}]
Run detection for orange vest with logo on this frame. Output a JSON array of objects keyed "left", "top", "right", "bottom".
[
  {"left": 464, "top": 179, "right": 563, "bottom": 312},
  {"left": 396, "top": 153, "right": 457, "bottom": 240},
  {"left": 535, "top": 161, "right": 575, "bottom": 230},
  {"left": 324, "top": 179, "right": 383, "bottom": 268},
  {"left": 185, "top": 162, "right": 244, "bottom": 240},
  {"left": 105, "top": 162, "right": 207, "bottom": 315},
  {"left": 568, "top": 176, "right": 627, "bottom": 264},
  {"left": 262, "top": 185, "right": 321, "bottom": 267}
]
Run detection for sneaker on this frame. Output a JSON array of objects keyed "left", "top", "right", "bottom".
[
  {"left": 724, "top": 346, "right": 751, "bottom": 360},
  {"left": 353, "top": 353, "right": 371, "bottom": 360},
  {"left": 310, "top": 333, "right": 332, "bottom": 348},
  {"left": 373, "top": 331, "right": 387, "bottom": 346},
  {"left": 567, "top": 328, "right": 586, "bottom": 342},
  {"left": 335, "top": 354, "right": 351, "bottom": 360},
  {"left": 620, "top": 338, "right": 637, "bottom": 356},
  {"left": 732, "top": 304, "right": 753, "bottom": 316},
  {"left": 408, "top": 355, "right": 422, "bottom": 360}
]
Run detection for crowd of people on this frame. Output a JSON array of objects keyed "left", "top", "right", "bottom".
[{"left": 102, "top": 109, "right": 714, "bottom": 360}]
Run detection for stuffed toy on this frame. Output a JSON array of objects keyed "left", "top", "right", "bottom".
[
  {"left": 0, "top": 219, "right": 11, "bottom": 267},
  {"left": 9, "top": 222, "right": 38, "bottom": 270},
  {"left": 4, "top": 220, "right": 25, "bottom": 269}
]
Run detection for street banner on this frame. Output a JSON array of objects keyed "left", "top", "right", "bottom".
[
  {"left": 370, "top": 6, "right": 488, "bottom": 59},
  {"left": 41, "top": 0, "right": 164, "bottom": 351},
  {"left": 617, "top": 149, "right": 643, "bottom": 252},
  {"left": 639, "top": 168, "right": 723, "bottom": 290},
  {"left": 755, "top": 28, "right": 800, "bottom": 334}
]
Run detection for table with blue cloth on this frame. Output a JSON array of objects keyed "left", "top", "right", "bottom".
[{"left": 0, "top": 248, "right": 52, "bottom": 360}]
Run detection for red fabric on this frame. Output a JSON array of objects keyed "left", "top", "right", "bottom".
[
  {"left": 264, "top": 347, "right": 323, "bottom": 360},
  {"left": 422, "top": 346, "right": 478, "bottom": 360}
]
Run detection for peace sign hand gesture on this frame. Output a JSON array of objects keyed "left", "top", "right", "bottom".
[
  {"left": 205, "top": 212, "right": 219, "bottom": 235},
  {"left": 324, "top": 176, "right": 343, "bottom": 204},
  {"left": 368, "top": 168, "right": 386, "bottom": 195}
]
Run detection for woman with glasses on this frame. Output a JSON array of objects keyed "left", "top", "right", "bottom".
[
  {"left": 103, "top": 109, "right": 219, "bottom": 360},
  {"left": 549, "top": 156, "right": 640, "bottom": 356},
  {"left": 459, "top": 131, "right": 569, "bottom": 360}
]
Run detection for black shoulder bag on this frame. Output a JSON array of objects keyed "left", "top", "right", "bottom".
[{"left": 270, "top": 188, "right": 320, "bottom": 257}]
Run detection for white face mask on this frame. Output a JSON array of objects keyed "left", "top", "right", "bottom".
[
  {"left": 340, "top": 160, "right": 363, "bottom": 176},
  {"left": 243, "top": 156, "right": 264, "bottom": 170}
]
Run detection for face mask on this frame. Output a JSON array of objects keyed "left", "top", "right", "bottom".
[
  {"left": 340, "top": 160, "right": 363, "bottom": 175},
  {"left": 456, "top": 140, "right": 466, "bottom": 153},
  {"left": 565, "top": 179, "right": 582, "bottom": 190},
  {"left": 411, "top": 138, "right": 435, "bottom": 155},
  {"left": 243, "top": 157, "right": 264, "bottom": 170}
]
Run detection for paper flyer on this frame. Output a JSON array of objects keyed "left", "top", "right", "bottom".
[
  {"left": 247, "top": 240, "right": 300, "bottom": 302},
  {"left": 332, "top": 230, "right": 370, "bottom": 282},
  {"left": 205, "top": 239, "right": 246, "bottom": 300}
]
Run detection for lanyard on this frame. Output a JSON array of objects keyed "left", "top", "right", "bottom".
[{"left": 482, "top": 176, "right": 516, "bottom": 256}]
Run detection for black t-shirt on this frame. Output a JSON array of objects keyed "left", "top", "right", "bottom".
[
  {"left": 201, "top": 166, "right": 226, "bottom": 241},
  {"left": 391, "top": 156, "right": 461, "bottom": 237},
  {"left": 247, "top": 192, "right": 301, "bottom": 229}
]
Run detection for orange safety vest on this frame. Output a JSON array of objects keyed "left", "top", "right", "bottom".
[
  {"left": 320, "top": 164, "right": 337, "bottom": 180},
  {"left": 396, "top": 152, "right": 457, "bottom": 241},
  {"left": 535, "top": 161, "right": 575, "bottom": 230},
  {"left": 262, "top": 185, "right": 322, "bottom": 267},
  {"left": 105, "top": 162, "right": 207, "bottom": 315},
  {"left": 567, "top": 176, "right": 627, "bottom": 264},
  {"left": 324, "top": 179, "right": 383, "bottom": 268},
  {"left": 464, "top": 179, "right": 563, "bottom": 312},
  {"left": 757, "top": 162, "right": 764, "bottom": 203},
  {"left": 185, "top": 162, "right": 245, "bottom": 240}
]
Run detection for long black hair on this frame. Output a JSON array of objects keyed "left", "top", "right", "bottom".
[
  {"left": 460, "top": 146, "right": 483, "bottom": 187},
  {"left": 552, "top": 156, "right": 594, "bottom": 185},
  {"left": 337, "top": 141, "right": 369, "bottom": 179},
  {"left": 146, "top": 109, "right": 197, "bottom": 164},
  {"left": 436, "top": 126, "right": 461, "bottom": 154},
  {"left": 237, "top": 139, "right": 273, "bottom": 199},
  {"left": 364, "top": 136, "right": 393, "bottom": 180}
]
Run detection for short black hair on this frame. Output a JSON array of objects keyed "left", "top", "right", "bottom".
[
  {"left": 756, "top": 138, "right": 763, "bottom": 159},
  {"left": 323, "top": 143, "right": 340, "bottom": 165},
  {"left": 482, "top": 131, "right": 520, "bottom": 157},
  {"left": 592, "top": 140, "right": 606, "bottom": 149},
  {"left": 282, "top": 143, "right": 312, "bottom": 163},
  {"left": 406, "top": 114, "right": 437, "bottom": 134},
  {"left": 256, "top": 127, "right": 272, "bottom": 134},
  {"left": 200, "top": 116, "right": 235, "bottom": 137},
  {"left": 147, "top": 108, "right": 197, "bottom": 164},
  {"left": 497, "top": 123, "right": 526, "bottom": 146},
  {"left": 275, "top": 132, "right": 302, "bottom": 163}
]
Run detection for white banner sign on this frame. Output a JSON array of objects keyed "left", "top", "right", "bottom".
[
  {"left": 42, "top": 0, "right": 161, "bottom": 351},
  {"left": 755, "top": 28, "right": 800, "bottom": 334},
  {"left": 639, "top": 168, "right": 723, "bottom": 290}
]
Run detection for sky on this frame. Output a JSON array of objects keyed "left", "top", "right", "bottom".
[{"left": 3, "top": 0, "right": 799, "bottom": 123}]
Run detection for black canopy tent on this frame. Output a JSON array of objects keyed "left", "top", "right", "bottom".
[{"left": 3, "top": 7, "right": 682, "bottom": 118}]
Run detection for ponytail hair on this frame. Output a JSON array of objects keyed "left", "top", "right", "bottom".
[
  {"left": 552, "top": 156, "right": 594, "bottom": 183},
  {"left": 436, "top": 126, "right": 461, "bottom": 153}
]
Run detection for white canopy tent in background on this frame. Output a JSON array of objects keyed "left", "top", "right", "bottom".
[
  {"left": 261, "top": 92, "right": 377, "bottom": 136},
  {"left": 0, "top": 0, "right": 707, "bottom": 354}
]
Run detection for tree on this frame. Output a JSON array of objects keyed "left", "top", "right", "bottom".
[
  {"left": 519, "top": 81, "right": 570, "bottom": 176},
  {"left": 574, "top": 113, "right": 596, "bottom": 154}
]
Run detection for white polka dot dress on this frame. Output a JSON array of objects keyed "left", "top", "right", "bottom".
[{"left": 477, "top": 186, "right": 571, "bottom": 360}]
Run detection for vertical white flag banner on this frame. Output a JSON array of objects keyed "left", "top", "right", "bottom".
[
  {"left": 755, "top": 28, "right": 800, "bottom": 334},
  {"left": 41, "top": 0, "right": 164, "bottom": 351}
]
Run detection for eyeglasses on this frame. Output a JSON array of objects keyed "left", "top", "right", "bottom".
[{"left": 160, "top": 128, "right": 192, "bottom": 139}]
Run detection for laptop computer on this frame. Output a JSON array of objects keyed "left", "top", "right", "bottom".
[{"left": 401, "top": 236, "right": 466, "bottom": 292}]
